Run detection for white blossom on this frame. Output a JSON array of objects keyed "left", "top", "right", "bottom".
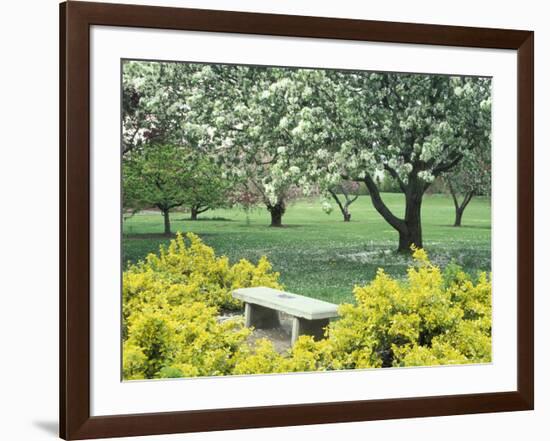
[
  {"left": 279, "top": 117, "right": 290, "bottom": 129},
  {"left": 221, "top": 137, "right": 234, "bottom": 149},
  {"left": 321, "top": 200, "right": 333, "bottom": 214},
  {"left": 316, "top": 148, "right": 329, "bottom": 160},
  {"left": 417, "top": 170, "right": 435, "bottom": 183},
  {"left": 289, "top": 166, "right": 300, "bottom": 175}
]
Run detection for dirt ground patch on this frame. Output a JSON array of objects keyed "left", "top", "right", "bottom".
[{"left": 218, "top": 312, "right": 294, "bottom": 353}]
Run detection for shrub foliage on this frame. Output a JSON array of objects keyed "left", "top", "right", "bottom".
[
  {"left": 123, "top": 236, "right": 491, "bottom": 380},
  {"left": 123, "top": 233, "right": 281, "bottom": 379}
]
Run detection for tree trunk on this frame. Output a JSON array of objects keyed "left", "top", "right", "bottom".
[
  {"left": 329, "top": 188, "right": 354, "bottom": 222},
  {"left": 454, "top": 207, "right": 464, "bottom": 227},
  {"left": 363, "top": 174, "right": 425, "bottom": 253},
  {"left": 190, "top": 205, "right": 210, "bottom": 220},
  {"left": 449, "top": 184, "right": 474, "bottom": 228},
  {"left": 397, "top": 182, "right": 424, "bottom": 252},
  {"left": 268, "top": 202, "right": 285, "bottom": 227},
  {"left": 397, "top": 202, "right": 423, "bottom": 252},
  {"left": 162, "top": 208, "right": 171, "bottom": 236}
]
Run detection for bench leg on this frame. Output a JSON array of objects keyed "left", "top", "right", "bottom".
[
  {"left": 244, "top": 303, "right": 280, "bottom": 329},
  {"left": 291, "top": 317, "right": 330, "bottom": 345}
]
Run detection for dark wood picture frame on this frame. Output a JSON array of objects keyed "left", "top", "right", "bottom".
[{"left": 60, "top": 1, "right": 534, "bottom": 439}]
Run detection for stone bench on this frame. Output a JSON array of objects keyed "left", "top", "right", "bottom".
[{"left": 232, "top": 287, "right": 339, "bottom": 345}]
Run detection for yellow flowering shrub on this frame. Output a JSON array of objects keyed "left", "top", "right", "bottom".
[
  {"left": 122, "top": 232, "right": 280, "bottom": 338},
  {"left": 232, "top": 339, "right": 285, "bottom": 375},
  {"left": 123, "top": 233, "right": 281, "bottom": 379},
  {"left": 315, "top": 247, "right": 492, "bottom": 369},
  {"left": 124, "top": 233, "right": 281, "bottom": 312},
  {"left": 123, "top": 301, "right": 251, "bottom": 379},
  {"left": 228, "top": 247, "right": 492, "bottom": 374},
  {"left": 123, "top": 236, "right": 491, "bottom": 380},
  {"left": 232, "top": 336, "right": 323, "bottom": 375}
]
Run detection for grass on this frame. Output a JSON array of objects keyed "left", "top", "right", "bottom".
[{"left": 123, "top": 193, "right": 491, "bottom": 304}]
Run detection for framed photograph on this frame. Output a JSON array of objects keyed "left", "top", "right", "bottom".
[{"left": 60, "top": 1, "right": 534, "bottom": 439}]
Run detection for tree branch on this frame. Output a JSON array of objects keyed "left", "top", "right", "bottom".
[
  {"left": 432, "top": 153, "right": 463, "bottom": 176},
  {"left": 447, "top": 179, "right": 460, "bottom": 210},
  {"left": 461, "top": 190, "right": 475, "bottom": 211},
  {"left": 364, "top": 174, "right": 406, "bottom": 233},
  {"left": 347, "top": 193, "right": 360, "bottom": 205},
  {"left": 328, "top": 188, "right": 346, "bottom": 216},
  {"left": 384, "top": 164, "right": 407, "bottom": 193}
]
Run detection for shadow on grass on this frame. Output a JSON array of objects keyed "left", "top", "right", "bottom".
[
  {"left": 459, "top": 224, "right": 491, "bottom": 230},
  {"left": 124, "top": 232, "right": 218, "bottom": 240},
  {"left": 235, "top": 224, "right": 306, "bottom": 229},
  {"left": 123, "top": 233, "right": 176, "bottom": 239},
  {"left": 437, "top": 224, "right": 491, "bottom": 230},
  {"left": 174, "top": 217, "right": 235, "bottom": 222}
]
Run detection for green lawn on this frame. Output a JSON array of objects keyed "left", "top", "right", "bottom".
[{"left": 123, "top": 193, "right": 491, "bottom": 304}]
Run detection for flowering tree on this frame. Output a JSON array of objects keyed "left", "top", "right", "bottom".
[
  {"left": 123, "top": 61, "right": 491, "bottom": 248},
  {"left": 445, "top": 145, "right": 491, "bottom": 227},
  {"left": 123, "top": 61, "right": 191, "bottom": 154},
  {"left": 226, "top": 182, "right": 264, "bottom": 225},
  {"left": 287, "top": 71, "right": 492, "bottom": 251},
  {"left": 123, "top": 62, "right": 309, "bottom": 227},
  {"left": 441, "top": 77, "right": 492, "bottom": 227},
  {"left": 122, "top": 62, "right": 237, "bottom": 223},
  {"left": 227, "top": 182, "right": 263, "bottom": 211},
  {"left": 194, "top": 66, "right": 326, "bottom": 226},
  {"left": 326, "top": 181, "right": 361, "bottom": 222}
]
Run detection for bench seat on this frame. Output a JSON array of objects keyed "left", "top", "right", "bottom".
[{"left": 232, "top": 287, "right": 339, "bottom": 344}]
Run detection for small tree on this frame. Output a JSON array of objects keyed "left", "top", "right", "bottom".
[
  {"left": 445, "top": 146, "right": 491, "bottom": 227},
  {"left": 327, "top": 181, "right": 361, "bottom": 222},
  {"left": 123, "top": 144, "right": 192, "bottom": 236},
  {"left": 184, "top": 159, "right": 233, "bottom": 220},
  {"left": 227, "top": 182, "right": 264, "bottom": 225}
]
